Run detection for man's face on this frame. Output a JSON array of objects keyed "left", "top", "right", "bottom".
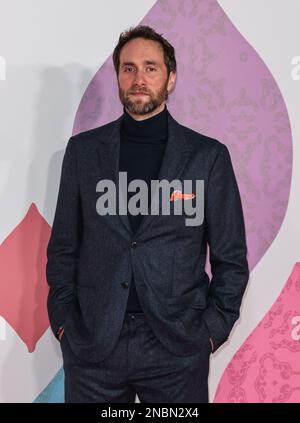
[{"left": 117, "top": 37, "right": 176, "bottom": 119}]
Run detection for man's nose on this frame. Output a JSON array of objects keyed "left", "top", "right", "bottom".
[{"left": 132, "top": 69, "right": 146, "bottom": 84}]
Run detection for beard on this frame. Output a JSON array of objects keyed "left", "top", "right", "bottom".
[{"left": 118, "top": 79, "right": 169, "bottom": 116}]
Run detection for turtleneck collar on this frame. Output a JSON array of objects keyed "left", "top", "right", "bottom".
[{"left": 121, "top": 104, "right": 168, "bottom": 142}]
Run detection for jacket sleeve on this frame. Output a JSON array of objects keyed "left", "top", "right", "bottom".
[
  {"left": 46, "top": 136, "right": 82, "bottom": 339},
  {"left": 201, "top": 143, "right": 249, "bottom": 353}
]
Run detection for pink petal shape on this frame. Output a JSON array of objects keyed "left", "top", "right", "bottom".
[
  {"left": 214, "top": 262, "right": 300, "bottom": 403},
  {"left": 0, "top": 203, "right": 51, "bottom": 352}
]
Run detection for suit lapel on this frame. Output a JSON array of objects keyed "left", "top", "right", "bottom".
[{"left": 96, "top": 109, "right": 192, "bottom": 238}]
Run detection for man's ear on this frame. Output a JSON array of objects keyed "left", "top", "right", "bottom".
[{"left": 167, "top": 71, "right": 176, "bottom": 93}]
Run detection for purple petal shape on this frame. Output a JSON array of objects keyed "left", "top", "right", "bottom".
[{"left": 73, "top": 0, "right": 293, "bottom": 272}]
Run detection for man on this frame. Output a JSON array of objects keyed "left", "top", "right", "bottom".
[{"left": 46, "top": 25, "right": 249, "bottom": 403}]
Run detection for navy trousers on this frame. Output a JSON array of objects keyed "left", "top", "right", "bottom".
[{"left": 60, "top": 311, "right": 211, "bottom": 403}]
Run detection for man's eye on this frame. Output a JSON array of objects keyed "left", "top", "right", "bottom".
[{"left": 124, "top": 67, "right": 156, "bottom": 72}]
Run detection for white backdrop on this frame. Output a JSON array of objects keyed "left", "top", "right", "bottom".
[{"left": 0, "top": 0, "right": 299, "bottom": 402}]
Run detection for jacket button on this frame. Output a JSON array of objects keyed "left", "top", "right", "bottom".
[
  {"left": 130, "top": 240, "right": 138, "bottom": 248},
  {"left": 121, "top": 281, "right": 129, "bottom": 289}
]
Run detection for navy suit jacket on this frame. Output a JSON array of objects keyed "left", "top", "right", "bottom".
[{"left": 46, "top": 109, "right": 249, "bottom": 363}]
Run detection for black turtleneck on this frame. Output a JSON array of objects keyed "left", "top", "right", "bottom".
[{"left": 119, "top": 104, "right": 168, "bottom": 312}]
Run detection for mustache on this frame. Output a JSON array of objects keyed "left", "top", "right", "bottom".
[{"left": 129, "top": 89, "right": 149, "bottom": 94}]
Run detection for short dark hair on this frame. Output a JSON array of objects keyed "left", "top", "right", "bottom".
[{"left": 113, "top": 25, "right": 176, "bottom": 77}]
